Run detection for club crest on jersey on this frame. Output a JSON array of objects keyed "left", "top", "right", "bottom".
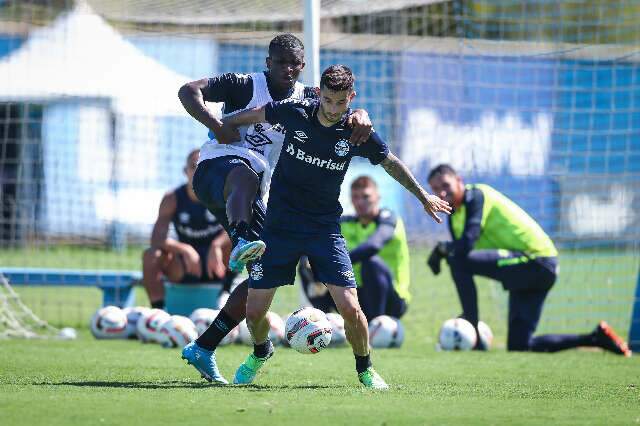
[
  {"left": 334, "top": 139, "right": 350, "bottom": 157},
  {"left": 250, "top": 263, "right": 263, "bottom": 280},
  {"left": 179, "top": 212, "right": 190, "bottom": 223}
]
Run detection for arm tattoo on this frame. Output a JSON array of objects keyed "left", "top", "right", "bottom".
[{"left": 381, "top": 152, "right": 427, "bottom": 202}]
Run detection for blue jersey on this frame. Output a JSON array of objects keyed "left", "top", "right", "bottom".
[
  {"left": 172, "top": 184, "right": 224, "bottom": 248},
  {"left": 264, "top": 99, "right": 389, "bottom": 234}
]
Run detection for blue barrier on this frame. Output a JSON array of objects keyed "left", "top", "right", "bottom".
[{"left": 1, "top": 267, "right": 139, "bottom": 308}]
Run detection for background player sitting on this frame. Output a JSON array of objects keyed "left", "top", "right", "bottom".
[{"left": 141, "top": 149, "right": 234, "bottom": 310}]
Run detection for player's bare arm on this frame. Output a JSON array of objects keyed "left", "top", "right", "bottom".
[
  {"left": 380, "top": 152, "right": 452, "bottom": 223},
  {"left": 179, "top": 78, "right": 237, "bottom": 144},
  {"left": 207, "top": 231, "right": 231, "bottom": 279},
  {"left": 151, "top": 192, "right": 201, "bottom": 276},
  {"left": 221, "top": 105, "right": 267, "bottom": 130},
  {"left": 346, "top": 109, "right": 372, "bottom": 146}
]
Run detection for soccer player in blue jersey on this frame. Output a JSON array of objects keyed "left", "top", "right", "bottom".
[
  {"left": 178, "top": 35, "right": 373, "bottom": 384},
  {"left": 220, "top": 65, "right": 451, "bottom": 389}
]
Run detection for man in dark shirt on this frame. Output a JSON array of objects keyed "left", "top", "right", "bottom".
[
  {"left": 299, "top": 175, "right": 411, "bottom": 321},
  {"left": 221, "top": 65, "right": 451, "bottom": 389},
  {"left": 179, "top": 34, "right": 373, "bottom": 384},
  {"left": 142, "top": 149, "right": 232, "bottom": 310},
  {"left": 427, "top": 164, "right": 631, "bottom": 356}
]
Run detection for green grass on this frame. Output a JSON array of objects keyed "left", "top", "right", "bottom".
[
  {"left": 1, "top": 245, "right": 639, "bottom": 425},
  {"left": 1, "top": 332, "right": 638, "bottom": 425}
]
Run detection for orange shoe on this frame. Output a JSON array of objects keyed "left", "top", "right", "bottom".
[{"left": 594, "top": 321, "right": 632, "bottom": 357}]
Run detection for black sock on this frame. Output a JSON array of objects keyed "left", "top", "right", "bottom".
[
  {"left": 195, "top": 310, "right": 240, "bottom": 351},
  {"left": 254, "top": 339, "right": 273, "bottom": 358},
  {"left": 150, "top": 299, "right": 164, "bottom": 310},
  {"left": 222, "top": 271, "right": 238, "bottom": 293},
  {"left": 229, "top": 221, "right": 251, "bottom": 246},
  {"left": 355, "top": 354, "right": 372, "bottom": 374}
]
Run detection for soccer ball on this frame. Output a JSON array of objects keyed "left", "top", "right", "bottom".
[
  {"left": 325, "top": 313, "right": 346, "bottom": 346},
  {"left": 159, "top": 315, "right": 198, "bottom": 348},
  {"left": 189, "top": 308, "right": 218, "bottom": 336},
  {"left": 189, "top": 308, "right": 238, "bottom": 345},
  {"left": 285, "top": 307, "right": 332, "bottom": 354},
  {"left": 368, "top": 315, "right": 405, "bottom": 348},
  {"left": 136, "top": 308, "right": 171, "bottom": 343},
  {"left": 478, "top": 320, "right": 494, "bottom": 349},
  {"left": 237, "top": 311, "right": 286, "bottom": 345},
  {"left": 438, "top": 318, "right": 477, "bottom": 351},
  {"left": 90, "top": 305, "right": 128, "bottom": 339},
  {"left": 122, "top": 306, "right": 150, "bottom": 339}
]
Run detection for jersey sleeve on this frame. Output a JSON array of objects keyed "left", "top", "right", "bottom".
[
  {"left": 349, "top": 209, "right": 397, "bottom": 263},
  {"left": 353, "top": 131, "right": 389, "bottom": 165},
  {"left": 203, "top": 73, "right": 253, "bottom": 112},
  {"left": 449, "top": 187, "right": 484, "bottom": 257},
  {"left": 264, "top": 99, "right": 309, "bottom": 126}
]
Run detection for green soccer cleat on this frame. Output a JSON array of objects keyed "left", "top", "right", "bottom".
[
  {"left": 358, "top": 367, "right": 389, "bottom": 390},
  {"left": 233, "top": 348, "right": 273, "bottom": 385}
]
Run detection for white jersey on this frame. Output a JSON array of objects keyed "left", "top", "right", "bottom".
[{"left": 198, "top": 72, "right": 305, "bottom": 198}]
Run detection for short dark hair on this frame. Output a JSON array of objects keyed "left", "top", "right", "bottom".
[
  {"left": 320, "top": 65, "right": 355, "bottom": 92},
  {"left": 187, "top": 148, "right": 199, "bottom": 163},
  {"left": 269, "top": 34, "right": 304, "bottom": 56},
  {"left": 428, "top": 164, "right": 458, "bottom": 181},
  {"left": 351, "top": 175, "right": 378, "bottom": 191}
]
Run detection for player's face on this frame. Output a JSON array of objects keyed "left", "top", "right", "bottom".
[
  {"left": 266, "top": 47, "right": 305, "bottom": 92},
  {"left": 319, "top": 87, "right": 355, "bottom": 124},
  {"left": 184, "top": 151, "right": 199, "bottom": 185},
  {"left": 429, "top": 173, "right": 464, "bottom": 209},
  {"left": 351, "top": 186, "right": 380, "bottom": 218}
]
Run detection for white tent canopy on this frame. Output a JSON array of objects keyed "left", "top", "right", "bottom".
[{"left": 0, "top": 3, "right": 190, "bottom": 115}]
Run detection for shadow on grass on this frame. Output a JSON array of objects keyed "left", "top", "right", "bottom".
[{"left": 36, "top": 381, "right": 346, "bottom": 391}]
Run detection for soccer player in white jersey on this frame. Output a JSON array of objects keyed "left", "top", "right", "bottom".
[
  {"left": 178, "top": 35, "right": 372, "bottom": 384},
  {"left": 220, "top": 65, "right": 451, "bottom": 389}
]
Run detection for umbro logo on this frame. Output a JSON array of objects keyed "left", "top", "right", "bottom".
[{"left": 293, "top": 130, "right": 308, "bottom": 143}]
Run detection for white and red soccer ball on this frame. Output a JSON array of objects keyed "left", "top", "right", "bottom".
[
  {"left": 159, "top": 315, "right": 198, "bottom": 348},
  {"left": 90, "top": 305, "right": 128, "bottom": 339},
  {"left": 189, "top": 308, "right": 239, "bottom": 346},
  {"left": 136, "top": 308, "right": 171, "bottom": 343},
  {"left": 325, "top": 313, "right": 347, "bottom": 346},
  {"left": 368, "top": 315, "right": 405, "bottom": 348},
  {"left": 285, "top": 307, "right": 332, "bottom": 354},
  {"left": 237, "top": 311, "right": 286, "bottom": 345}
]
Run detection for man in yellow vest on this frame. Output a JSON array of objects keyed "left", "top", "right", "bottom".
[
  {"left": 427, "top": 164, "right": 631, "bottom": 356},
  {"left": 299, "top": 175, "right": 411, "bottom": 321}
]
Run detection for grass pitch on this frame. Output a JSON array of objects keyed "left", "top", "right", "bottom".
[
  {"left": 1, "top": 245, "right": 639, "bottom": 425},
  {"left": 1, "top": 331, "right": 638, "bottom": 425}
]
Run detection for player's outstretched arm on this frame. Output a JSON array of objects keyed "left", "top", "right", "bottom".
[
  {"left": 218, "top": 105, "right": 268, "bottom": 142},
  {"left": 223, "top": 105, "right": 267, "bottom": 127},
  {"left": 380, "top": 152, "right": 452, "bottom": 223},
  {"left": 178, "top": 78, "right": 234, "bottom": 143}
]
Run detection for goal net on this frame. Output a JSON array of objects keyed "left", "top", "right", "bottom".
[
  {"left": 0, "top": 1, "right": 638, "bottom": 342},
  {"left": 0, "top": 274, "right": 65, "bottom": 339}
]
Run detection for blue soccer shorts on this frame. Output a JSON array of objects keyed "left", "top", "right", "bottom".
[
  {"left": 248, "top": 228, "right": 357, "bottom": 290},
  {"left": 192, "top": 156, "right": 265, "bottom": 241}
]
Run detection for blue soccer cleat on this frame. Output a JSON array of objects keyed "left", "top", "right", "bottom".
[
  {"left": 181, "top": 341, "right": 228, "bottom": 384},
  {"left": 229, "top": 238, "right": 266, "bottom": 272}
]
